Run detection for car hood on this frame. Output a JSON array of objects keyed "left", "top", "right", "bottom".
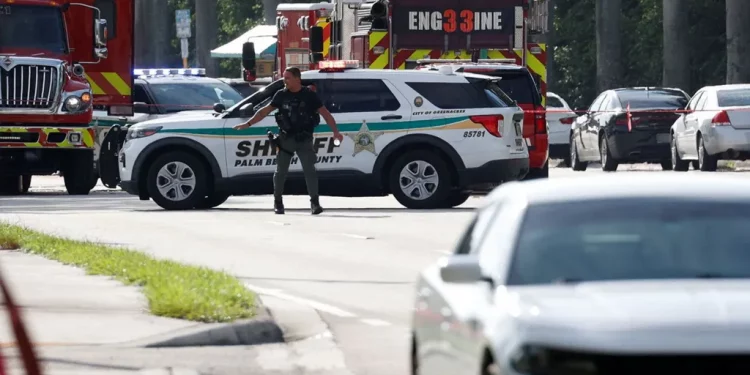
[
  {"left": 133, "top": 111, "right": 220, "bottom": 129},
  {"left": 497, "top": 280, "right": 750, "bottom": 353}
]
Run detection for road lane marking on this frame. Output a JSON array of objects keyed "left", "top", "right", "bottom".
[
  {"left": 267, "top": 221, "right": 290, "bottom": 226},
  {"left": 340, "top": 233, "right": 374, "bottom": 240},
  {"left": 360, "top": 318, "right": 391, "bottom": 327},
  {"left": 245, "top": 282, "right": 357, "bottom": 318}
]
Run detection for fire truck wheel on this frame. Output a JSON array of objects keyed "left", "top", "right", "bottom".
[
  {"left": 146, "top": 151, "right": 209, "bottom": 211},
  {"left": 63, "top": 152, "right": 96, "bottom": 195},
  {"left": 0, "top": 175, "right": 26, "bottom": 196},
  {"left": 388, "top": 149, "right": 452, "bottom": 209}
]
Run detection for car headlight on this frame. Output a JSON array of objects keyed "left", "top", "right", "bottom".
[{"left": 126, "top": 125, "right": 163, "bottom": 140}]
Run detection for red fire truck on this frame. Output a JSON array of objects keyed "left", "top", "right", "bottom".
[
  {"left": 0, "top": 0, "right": 134, "bottom": 195},
  {"left": 242, "top": 0, "right": 549, "bottom": 179}
]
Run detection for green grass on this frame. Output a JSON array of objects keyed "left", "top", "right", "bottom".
[{"left": 0, "top": 223, "right": 256, "bottom": 323}]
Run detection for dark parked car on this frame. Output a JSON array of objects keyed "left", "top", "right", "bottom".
[{"left": 569, "top": 87, "right": 690, "bottom": 171}]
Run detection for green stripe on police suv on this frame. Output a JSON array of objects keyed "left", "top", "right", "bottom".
[{"left": 159, "top": 116, "right": 471, "bottom": 137}]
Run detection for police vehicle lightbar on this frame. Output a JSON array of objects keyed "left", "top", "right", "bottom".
[
  {"left": 318, "top": 60, "right": 360, "bottom": 72},
  {"left": 133, "top": 68, "right": 207, "bottom": 77}
]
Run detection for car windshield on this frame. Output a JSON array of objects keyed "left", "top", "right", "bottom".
[
  {"left": 462, "top": 70, "right": 541, "bottom": 106},
  {"left": 616, "top": 90, "right": 688, "bottom": 109},
  {"left": 149, "top": 82, "right": 244, "bottom": 113},
  {"left": 507, "top": 198, "right": 750, "bottom": 286},
  {"left": 0, "top": 5, "right": 67, "bottom": 53},
  {"left": 717, "top": 88, "right": 750, "bottom": 107},
  {"left": 226, "top": 79, "right": 284, "bottom": 113}
]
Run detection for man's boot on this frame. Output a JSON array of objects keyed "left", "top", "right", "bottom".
[
  {"left": 310, "top": 196, "right": 323, "bottom": 215},
  {"left": 274, "top": 198, "right": 285, "bottom": 214}
]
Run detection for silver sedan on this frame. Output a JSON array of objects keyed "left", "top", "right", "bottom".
[
  {"left": 410, "top": 173, "right": 750, "bottom": 375},
  {"left": 671, "top": 84, "right": 750, "bottom": 171}
]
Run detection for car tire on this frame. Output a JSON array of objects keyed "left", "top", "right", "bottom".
[
  {"left": 389, "top": 150, "right": 452, "bottom": 209},
  {"left": 698, "top": 135, "right": 717, "bottom": 171},
  {"left": 439, "top": 191, "right": 471, "bottom": 208},
  {"left": 570, "top": 136, "right": 587, "bottom": 171},
  {"left": 147, "top": 151, "right": 210, "bottom": 210},
  {"left": 63, "top": 151, "right": 96, "bottom": 195},
  {"left": 691, "top": 160, "right": 699, "bottom": 170},
  {"left": 195, "top": 193, "right": 230, "bottom": 209},
  {"left": 671, "top": 135, "right": 689, "bottom": 171},
  {"left": 524, "top": 160, "right": 549, "bottom": 180},
  {"left": 600, "top": 136, "right": 618, "bottom": 172}
]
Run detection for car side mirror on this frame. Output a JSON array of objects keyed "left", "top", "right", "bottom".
[
  {"left": 133, "top": 102, "right": 152, "bottom": 114},
  {"left": 213, "top": 102, "right": 226, "bottom": 113},
  {"left": 439, "top": 257, "right": 484, "bottom": 284}
]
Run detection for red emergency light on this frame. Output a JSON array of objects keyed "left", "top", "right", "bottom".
[{"left": 318, "top": 60, "right": 360, "bottom": 72}]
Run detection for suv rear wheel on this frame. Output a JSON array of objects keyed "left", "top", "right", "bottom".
[
  {"left": 389, "top": 150, "right": 452, "bottom": 209},
  {"left": 146, "top": 151, "right": 210, "bottom": 210}
]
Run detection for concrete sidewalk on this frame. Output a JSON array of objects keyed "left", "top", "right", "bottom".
[{"left": 0, "top": 250, "right": 196, "bottom": 346}]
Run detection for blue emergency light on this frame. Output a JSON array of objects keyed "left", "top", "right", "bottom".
[{"left": 133, "top": 68, "right": 207, "bottom": 77}]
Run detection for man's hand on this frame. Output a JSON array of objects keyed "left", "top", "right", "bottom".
[
  {"left": 332, "top": 130, "right": 344, "bottom": 143},
  {"left": 233, "top": 122, "right": 250, "bottom": 131}
]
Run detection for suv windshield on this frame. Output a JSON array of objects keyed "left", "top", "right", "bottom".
[
  {"left": 149, "top": 82, "right": 244, "bottom": 113},
  {"left": 616, "top": 89, "right": 689, "bottom": 109},
  {"left": 717, "top": 88, "right": 750, "bottom": 107},
  {"left": 0, "top": 5, "right": 67, "bottom": 53},
  {"left": 507, "top": 198, "right": 750, "bottom": 285}
]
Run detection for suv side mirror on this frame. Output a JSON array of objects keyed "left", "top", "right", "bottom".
[
  {"left": 242, "top": 42, "right": 256, "bottom": 72},
  {"left": 133, "top": 102, "right": 152, "bottom": 114},
  {"left": 213, "top": 103, "right": 226, "bottom": 113},
  {"left": 309, "top": 26, "right": 324, "bottom": 63}
]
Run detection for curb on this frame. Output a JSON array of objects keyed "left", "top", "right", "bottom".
[{"left": 117, "top": 301, "right": 284, "bottom": 348}]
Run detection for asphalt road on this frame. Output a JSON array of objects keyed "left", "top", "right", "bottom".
[{"left": 2, "top": 163, "right": 748, "bottom": 375}]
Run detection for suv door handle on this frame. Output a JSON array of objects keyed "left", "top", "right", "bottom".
[{"left": 381, "top": 115, "right": 402, "bottom": 120}]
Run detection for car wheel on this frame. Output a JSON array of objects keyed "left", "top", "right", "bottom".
[
  {"left": 671, "top": 135, "right": 689, "bottom": 171},
  {"left": 195, "top": 193, "right": 230, "bottom": 209},
  {"left": 146, "top": 151, "right": 210, "bottom": 210},
  {"left": 698, "top": 136, "right": 717, "bottom": 171},
  {"left": 439, "top": 191, "right": 471, "bottom": 208},
  {"left": 600, "top": 136, "right": 618, "bottom": 172},
  {"left": 570, "top": 136, "right": 587, "bottom": 171},
  {"left": 389, "top": 150, "right": 452, "bottom": 209},
  {"left": 524, "top": 160, "right": 549, "bottom": 180},
  {"left": 691, "top": 160, "right": 699, "bottom": 170}
]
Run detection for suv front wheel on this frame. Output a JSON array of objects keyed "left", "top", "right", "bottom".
[
  {"left": 146, "top": 151, "right": 210, "bottom": 210},
  {"left": 389, "top": 150, "right": 452, "bottom": 209}
]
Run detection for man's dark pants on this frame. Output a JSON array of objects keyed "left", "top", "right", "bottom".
[{"left": 273, "top": 132, "right": 319, "bottom": 200}]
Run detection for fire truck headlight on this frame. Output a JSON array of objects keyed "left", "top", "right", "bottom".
[{"left": 64, "top": 96, "right": 83, "bottom": 112}]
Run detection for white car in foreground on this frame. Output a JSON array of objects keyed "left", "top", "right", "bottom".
[
  {"left": 411, "top": 173, "right": 750, "bottom": 375},
  {"left": 671, "top": 83, "right": 750, "bottom": 171}
]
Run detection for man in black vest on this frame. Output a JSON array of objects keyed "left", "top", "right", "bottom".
[{"left": 233, "top": 67, "right": 343, "bottom": 215}]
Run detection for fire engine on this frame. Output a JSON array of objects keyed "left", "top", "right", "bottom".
[
  {"left": 0, "top": 0, "right": 134, "bottom": 195},
  {"left": 241, "top": 0, "right": 550, "bottom": 178}
]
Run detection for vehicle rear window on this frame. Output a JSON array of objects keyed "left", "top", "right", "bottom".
[
  {"left": 507, "top": 198, "right": 750, "bottom": 286},
  {"left": 717, "top": 88, "right": 750, "bottom": 107},
  {"left": 616, "top": 90, "right": 688, "bottom": 109},
  {"left": 405, "top": 80, "right": 512, "bottom": 109},
  {"left": 547, "top": 96, "right": 565, "bottom": 108},
  {"left": 460, "top": 69, "right": 541, "bottom": 106}
]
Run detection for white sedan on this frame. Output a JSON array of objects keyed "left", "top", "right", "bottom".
[
  {"left": 546, "top": 92, "right": 578, "bottom": 165},
  {"left": 671, "top": 83, "right": 750, "bottom": 171},
  {"left": 410, "top": 173, "right": 750, "bottom": 375}
]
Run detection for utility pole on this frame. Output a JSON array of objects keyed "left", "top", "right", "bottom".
[
  {"left": 662, "top": 0, "right": 690, "bottom": 91},
  {"left": 151, "top": 0, "right": 170, "bottom": 67},
  {"left": 726, "top": 0, "right": 750, "bottom": 83},
  {"left": 195, "top": 0, "right": 219, "bottom": 76},
  {"left": 134, "top": 0, "right": 152, "bottom": 67},
  {"left": 595, "top": 0, "right": 622, "bottom": 92}
]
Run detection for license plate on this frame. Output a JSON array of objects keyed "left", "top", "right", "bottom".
[{"left": 656, "top": 133, "right": 670, "bottom": 143}]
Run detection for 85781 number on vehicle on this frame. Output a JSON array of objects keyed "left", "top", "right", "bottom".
[{"left": 463, "top": 130, "right": 486, "bottom": 138}]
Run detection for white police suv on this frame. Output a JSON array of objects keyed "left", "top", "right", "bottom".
[{"left": 99, "top": 61, "right": 529, "bottom": 210}]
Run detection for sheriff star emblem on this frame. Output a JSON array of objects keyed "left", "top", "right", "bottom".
[{"left": 347, "top": 121, "right": 384, "bottom": 157}]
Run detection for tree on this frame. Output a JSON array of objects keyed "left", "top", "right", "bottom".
[
  {"left": 595, "top": 0, "right": 623, "bottom": 92},
  {"left": 726, "top": 0, "right": 750, "bottom": 83}
]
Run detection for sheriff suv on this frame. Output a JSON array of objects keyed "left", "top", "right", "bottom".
[{"left": 100, "top": 61, "right": 529, "bottom": 210}]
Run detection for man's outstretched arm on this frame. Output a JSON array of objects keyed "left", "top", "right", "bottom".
[{"left": 318, "top": 106, "right": 344, "bottom": 142}]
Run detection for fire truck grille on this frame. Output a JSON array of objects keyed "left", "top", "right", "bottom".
[{"left": 0, "top": 65, "right": 59, "bottom": 110}]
